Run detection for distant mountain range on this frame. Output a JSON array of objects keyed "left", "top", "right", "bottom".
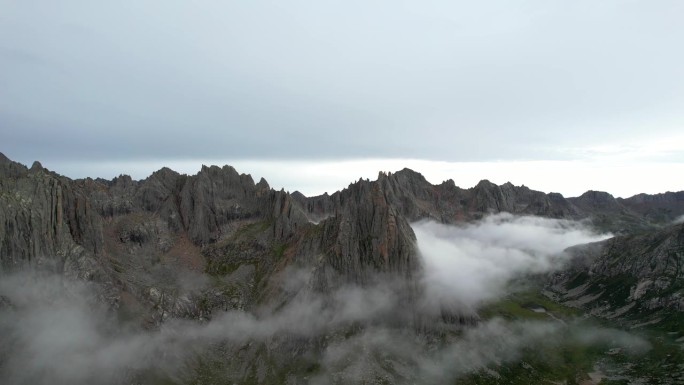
[{"left": 1, "top": 152, "right": 683, "bottom": 384}]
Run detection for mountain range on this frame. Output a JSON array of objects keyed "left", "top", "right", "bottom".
[{"left": 1, "top": 152, "right": 683, "bottom": 384}]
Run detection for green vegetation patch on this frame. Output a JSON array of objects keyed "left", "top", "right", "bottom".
[
  {"left": 480, "top": 288, "right": 581, "bottom": 321},
  {"left": 586, "top": 274, "right": 638, "bottom": 308}
]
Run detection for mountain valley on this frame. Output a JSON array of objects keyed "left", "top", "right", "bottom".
[{"left": 1, "top": 153, "right": 683, "bottom": 384}]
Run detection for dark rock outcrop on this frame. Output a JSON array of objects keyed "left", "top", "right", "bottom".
[
  {"left": 3, "top": 154, "right": 682, "bottom": 309},
  {"left": 2, "top": 152, "right": 684, "bottom": 383},
  {"left": 0, "top": 159, "right": 103, "bottom": 271},
  {"left": 0, "top": 156, "right": 425, "bottom": 326},
  {"left": 316, "top": 178, "right": 418, "bottom": 283},
  {"left": 548, "top": 223, "right": 684, "bottom": 322},
  {"left": 298, "top": 168, "right": 675, "bottom": 234},
  {"left": 620, "top": 191, "right": 684, "bottom": 224}
]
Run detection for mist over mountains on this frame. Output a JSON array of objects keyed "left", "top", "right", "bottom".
[
  {"left": 1, "top": 153, "right": 683, "bottom": 384},
  {"left": 414, "top": 215, "right": 611, "bottom": 309}
]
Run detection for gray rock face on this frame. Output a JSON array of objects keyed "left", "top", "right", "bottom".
[
  {"left": 0, "top": 158, "right": 103, "bottom": 271},
  {"left": 620, "top": 191, "right": 684, "bottom": 224},
  {"left": 302, "top": 169, "right": 582, "bottom": 224},
  {"left": 319, "top": 178, "right": 418, "bottom": 281},
  {"left": 0, "top": 156, "right": 425, "bottom": 325},
  {"left": 548, "top": 223, "right": 684, "bottom": 320},
  {"left": 299, "top": 168, "right": 680, "bottom": 234},
  {"left": 2, "top": 154, "right": 682, "bottom": 309},
  {"left": 2, "top": 153, "right": 684, "bottom": 383}
]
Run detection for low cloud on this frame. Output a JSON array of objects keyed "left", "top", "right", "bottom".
[
  {"left": 310, "top": 318, "right": 560, "bottom": 383},
  {"left": 0, "top": 269, "right": 403, "bottom": 384},
  {"left": 413, "top": 213, "right": 611, "bottom": 309},
  {"left": 0, "top": 214, "right": 645, "bottom": 385},
  {"left": 310, "top": 318, "right": 650, "bottom": 384}
]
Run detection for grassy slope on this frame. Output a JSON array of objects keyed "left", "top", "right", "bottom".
[{"left": 463, "top": 284, "right": 684, "bottom": 385}]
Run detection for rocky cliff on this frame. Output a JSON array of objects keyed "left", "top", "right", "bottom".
[
  {"left": 2, "top": 153, "right": 684, "bottom": 384},
  {"left": 3, "top": 153, "right": 683, "bottom": 317},
  {"left": 297, "top": 168, "right": 682, "bottom": 233},
  {"left": 0, "top": 154, "right": 425, "bottom": 326},
  {"left": 548, "top": 222, "right": 684, "bottom": 326}
]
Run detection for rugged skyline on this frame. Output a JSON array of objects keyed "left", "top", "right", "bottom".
[{"left": 2, "top": 152, "right": 682, "bottom": 383}]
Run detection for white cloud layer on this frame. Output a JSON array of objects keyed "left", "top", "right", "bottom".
[
  {"left": 413, "top": 214, "right": 612, "bottom": 308},
  {"left": 0, "top": 268, "right": 649, "bottom": 385}
]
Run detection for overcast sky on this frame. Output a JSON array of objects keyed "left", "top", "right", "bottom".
[{"left": 1, "top": 0, "right": 683, "bottom": 197}]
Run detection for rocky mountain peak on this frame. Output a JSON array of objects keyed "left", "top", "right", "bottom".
[
  {"left": 440, "top": 178, "right": 456, "bottom": 188},
  {"left": 150, "top": 166, "right": 181, "bottom": 179},
  {"left": 1, "top": 154, "right": 682, "bottom": 310},
  {"left": 475, "top": 179, "right": 496, "bottom": 189},
  {"left": 2, "top": 153, "right": 684, "bottom": 383},
  {"left": 571, "top": 190, "right": 625, "bottom": 217},
  {"left": 256, "top": 177, "right": 270, "bottom": 191},
  {"left": 577, "top": 190, "right": 617, "bottom": 203},
  {"left": 390, "top": 167, "right": 429, "bottom": 182},
  {"left": 0, "top": 154, "right": 27, "bottom": 179},
  {"left": 290, "top": 190, "right": 306, "bottom": 201},
  {"left": 112, "top": 174, "right": 135, "bottom": 188},
  {"left": 30, "top": 160, "right": 44, "bottom": 171}
]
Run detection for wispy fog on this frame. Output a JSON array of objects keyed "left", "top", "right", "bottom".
[
  {"left": 0, "top": 270, "right": 404, "bottom": 384},
  {"left": 413, "top": 213, "right": 612, "bottom": 308},
  {"left": 310, "top": 318, "right": 649, "bottom": 383},
  {"left": 0, "top": 215, "right": 642, "bottom": 384},
  {"left": 310, "top": 318, "right": 560, "bottom": 383}
]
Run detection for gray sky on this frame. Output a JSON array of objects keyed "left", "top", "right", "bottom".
[{"left": 1, "top": 1, "right": 683, "bottom": 196}]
